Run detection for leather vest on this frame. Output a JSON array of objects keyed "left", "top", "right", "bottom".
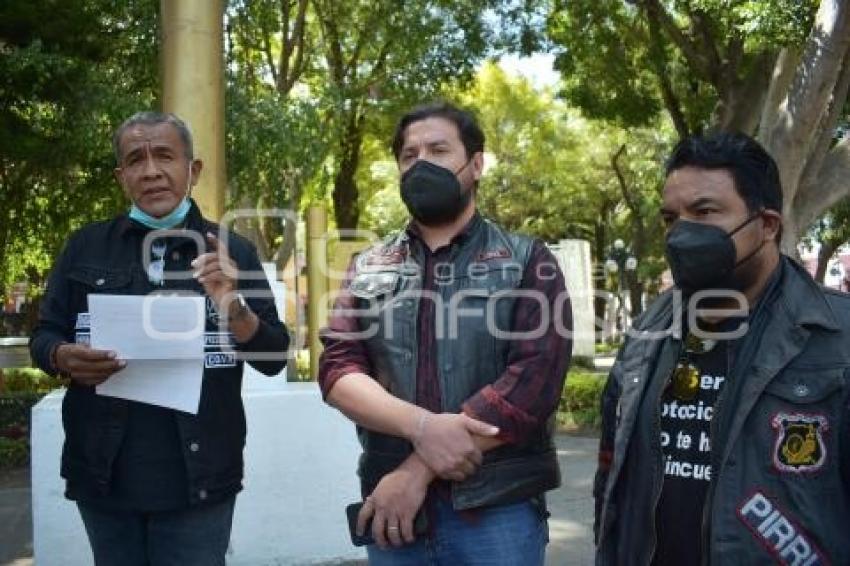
[{"left": 349, "top": 216, "right": 561, "bottom": 510}]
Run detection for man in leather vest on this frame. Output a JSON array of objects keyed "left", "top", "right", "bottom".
[
  {"left": 594, "top": 133, "right": 850, "bottom": 565},
  {"left": 319, "top": 102, "right": 573, "bottom": 564},
  {"left": 30, "top": 112, "right": 289, "bottom": 565}
]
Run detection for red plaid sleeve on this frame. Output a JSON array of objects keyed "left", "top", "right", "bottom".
[
  {"left": 318, "top": 257, "right": 373, "bottom": 399},
  {"left": 462, "top": 241, "right": 573, "bottom": 444}
]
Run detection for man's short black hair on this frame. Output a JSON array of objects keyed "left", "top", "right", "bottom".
[
  {"left": 665, "top": 132, "right": 783, "bottom": 214},
  {"left": 391, "top": 101, "right": 485, "bottom": 161}
]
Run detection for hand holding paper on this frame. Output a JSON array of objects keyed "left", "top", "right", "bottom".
[
  {"left": 89, "top": 294, "right": 206, "bottom": 414},
  {"left": 54, "top": 343, "right": 126, "bottom": 386}
]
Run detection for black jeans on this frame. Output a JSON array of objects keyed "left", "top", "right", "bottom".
[{"left": 76, "top": 496, "right": 236, "bottom": 566}]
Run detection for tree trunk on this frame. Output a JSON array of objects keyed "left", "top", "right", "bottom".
[
  {"left": 332, "top": 110, "right": 365, "bottom": 232},
  {"left": 593, "top": 221, "right": 608, "bottom": 337},
  {"left": 814, "top": 241, "right": 837, "bottom": 283},
  {"left": 628, "top": 276, "right": 645, "bottom": 318},
  {"left": 763, "top": 2, "right": 850, "bottom": 252},
  {"left": 274, "top": 217, "right": 298, "bottom": 273}
]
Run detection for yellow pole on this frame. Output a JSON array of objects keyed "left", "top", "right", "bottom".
[
  {"left": 160, "top": 0, "right": 226, "bottom": 221},
  {"left": 306, "top": 206, "right": 330, "bottom": 379}
]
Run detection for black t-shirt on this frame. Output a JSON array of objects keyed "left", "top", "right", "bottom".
[{"left": 652, "top": 336, "right": 729, "bottom": 565}]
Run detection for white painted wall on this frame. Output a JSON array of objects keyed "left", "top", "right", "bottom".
[
  {"left": 549, "top": 239, "right": 596, "bottom": 358},
  {"left": 31, "top": 379, "right": 366, "bottom": 565}
]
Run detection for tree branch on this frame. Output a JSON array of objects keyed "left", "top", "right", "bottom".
[
  {"left": 287, "top": 0, "right": 309, "bottom": 91},
  {"left": 645, "top": 4, "right": 691, "bottom": 138},
  {"left": 757, "top": 47, "right": 801, "bottom": 142},
  {"left": 766, "top": 1, "right": 850, "bottom": 198},
  {"left": 798, "top": 41, "right": 850, "bottom": 196},
  {"left": 276, "top": 0, "right": 309, "bottom": 95},
  {"left": 277, "top": 0, "right": 291, "bottom": 88},
  {"left": 792, "top": 138, "right": 850, "bottom": 233},
  {"left": 641, "top": 0, "right": 713, "bottom": 80},
  {"left": 689, "top": 6, "right": 724, "bottom": 85},
  {"left": 714, "top": 50, "right": 775, "bottom": 134},
  {"left": 313, "top": 0, "right": 345, "bottom": 85},
  {"left": 611, "top": 144, "right": 639, "bottom": 212},
  {"left": 261, "top": 18, "right": 278, "bottom": 87}
]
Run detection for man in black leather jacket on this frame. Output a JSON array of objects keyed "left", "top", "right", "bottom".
[{"left": 594, "top": 132, "right": 850, "bottom": 565}]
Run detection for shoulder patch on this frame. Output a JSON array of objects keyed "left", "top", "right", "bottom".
[
  {"left": 476, "top": 248, "right": 511, "bottom": 262},
  {"left": 771, "top": 413, "right": 829, "bottom": 474},
  {"left": 366, "top": 245, "right": 406, "bottom": 264},
  {"left": 737, "top": 490, "right": 827, "bottom": 565}
]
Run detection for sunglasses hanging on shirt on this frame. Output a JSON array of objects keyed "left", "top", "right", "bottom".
[
  {"left": 147, "top": 241, "right": 167, "bottom": 286},
  {"left": 669, "top": 332, "right": 717, "bottom": 402}
]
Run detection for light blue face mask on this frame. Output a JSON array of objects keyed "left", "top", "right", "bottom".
[
  {"left": 129, "top": 197, "right": 191, "bottom": 230},
  {"left": 127, "top": 161, "right": 193, "bottom": 229}
]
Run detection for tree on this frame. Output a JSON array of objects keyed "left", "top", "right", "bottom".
[
  {"left": 311, "top": 0, "right": 513, "bottom": 232},
  {"left": 805, "top": 197, "right": 850, "bottom": 282},
  {"left": 548, "top": 0, "right": 850, "bottom": 253},
  {"left": 228, "top": 0, "right": 527, "bottom": 239},
  {"left": 0, "top": 0, "right": 158, "bottom": 303},
  {"left": 224, "top": 0, "right": 327, "bottom": 269},
  {"left": 454, "top": 63, "right": 671, "bottom": 314}
]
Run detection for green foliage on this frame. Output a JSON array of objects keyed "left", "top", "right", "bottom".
[
  {"left": 546, "top": 0, "right": 816, "bottom": 133},
  {"left": 0, "top": 0, "right": 159, "bottom": 295},
  {"left": 292, "top": 348, "right": 312, "bottom": 381},
  {"left": 547, "top": 0, "right": 664, "bottom": 127},
  {"left": 1, "top": 367, "right": 62, "bottom": 394},
  {"left": 594, "top": 341, "right": 622, "bottom": 355},
  {"left": 559, "top": 369, "right": 606, "bottom": 432},
  {"left": 0, "top": 437, "right": 28, "bottom": 469},
  {"left": 0, "top": 391, "right": 45, "bottom": 431},
  {"left": 0, "top": 369, "right": 60, "bottom": 468},
  {"left": 0, "top": 391, "right": 49, "bottom": 469},
  {"left": 443, "top": 63, "right": 672, "bottom": 297},
  {"left": 225, "top": 83, "right": 330, "bottom": 262},
  {"left": 356, "top": 140, "right": 408, "bottom": 238}
]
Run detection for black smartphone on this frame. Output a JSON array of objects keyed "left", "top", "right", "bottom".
[{"left": 345, "top": 502, "right": 429, "bottom": 547}]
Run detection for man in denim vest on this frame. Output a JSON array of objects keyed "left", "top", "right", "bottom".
[{"left": 320, "top": 102, "right": 573, "bottom": 564}]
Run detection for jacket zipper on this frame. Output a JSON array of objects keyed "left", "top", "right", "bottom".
[
  {"left": 699, "top": 343, "right": 731, "bottom": 566},
  {"left": 647, "top": 340, "right": 679, "bottom": 564}
]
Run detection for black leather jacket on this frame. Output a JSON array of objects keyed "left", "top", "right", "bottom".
[{"left": 595, "top": 258, "right": 850, "bottom": 565}]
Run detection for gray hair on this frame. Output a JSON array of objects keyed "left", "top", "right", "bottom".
[{"left": 112, "top": 111, "right": 194, "bottom": 164}]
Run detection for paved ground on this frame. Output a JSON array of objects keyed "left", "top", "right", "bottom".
[
  {"left": 546, "top": 434, "right": 597, "bottom": 566},
  {"left": 0, "top": 433, "right": 598, "bottom": 565},
  {"left": 0, "top": 467, "right": 31, "bottom": 565}
]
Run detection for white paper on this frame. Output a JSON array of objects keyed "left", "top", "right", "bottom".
[
  {"left": 95, "top": 359, "right": 204, "bottom": 413},
  {"left": 89, "top": 294, "right": 206, "bottom": 414}
]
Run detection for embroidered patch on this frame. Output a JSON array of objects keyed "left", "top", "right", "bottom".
[
  {"left": 476, "top": 248, "right": 511, "bottom": 262},
  {"left": 204, "top": 332, "right": 235, "bottom": 349},
  {"left": 364, "top": 253, "right": 405, "bottom": 266},
  {"left": 364, "top": 245, "right": 406, "bottom": 264},
  {"left": 205, "top": 351, "right": 237, "bottom": 369},
  {"left": 737, "top": 491, "right": 826, "bottom": 565},
  {"left": 771, "top": 413, "right": 828, "bottom": 473},
  {"left": 75, "top": 312, "right": 91, "bottom": 330}
]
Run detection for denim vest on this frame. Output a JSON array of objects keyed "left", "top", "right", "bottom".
[{"left": 350, "top": 216, "right": 560, "bottom": 510}]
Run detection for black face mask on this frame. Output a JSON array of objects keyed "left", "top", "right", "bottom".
[
  {"left": 400, "top": 159, "right": 473, "bottom": 226},
  {"left": 665, "top": 214, "right": 763, "bottom": 295}
]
